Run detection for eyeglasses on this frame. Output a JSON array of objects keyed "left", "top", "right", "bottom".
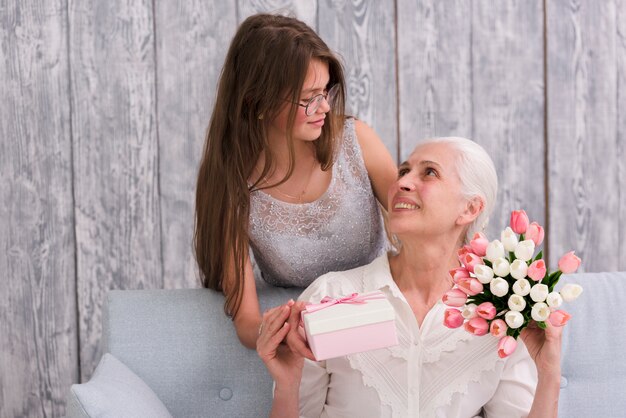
[{"left": 294, "top": 84, "right": 339, "bottom": 116}]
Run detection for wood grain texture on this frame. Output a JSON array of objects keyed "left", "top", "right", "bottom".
[
  {"left": 397, "top": 0, "right": 472, "bottom": 161},
  {"left": 69, "top": 0, "right": 162, "bottom": 380},
  {"left": 0, "top": 1, "right": 78, "bottom": 417},
  {"left": 471, "top": 1, "right": 545, "bottom": 240},
  {"left": 318, "top": 0, "right": 398, "bottom": 159},
  {"left": 617, "top": 0, "right": 626, "bottom": 271},
  {"left": 547, "top": 0, "right": 619, "bottom": 272},
  {"left": 237, "top": 0, "right": 317, "bottom": 29},
  {"left": 156, "top": 2, "right": 237, "bottom": 289},
  {"left": 2, "top": 2, "right": 626, "bottom": 416}
]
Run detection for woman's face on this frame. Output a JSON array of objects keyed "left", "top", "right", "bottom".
[
  {"left": 268, "top": 59, "right": 331, "bottom": 144},
  {"left": 387, "top": 142, "right": 468, "bottom": 238}
]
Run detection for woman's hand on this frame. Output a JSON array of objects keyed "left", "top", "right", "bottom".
[
  {"left": 285, "top": 301, "right": 316, "bottom": 361},
  {"left": 256, "top": 302, "right": 304, "bottom": 387},
  {"left": 520, "top": 321, "right": 563, "bottom": 377}
]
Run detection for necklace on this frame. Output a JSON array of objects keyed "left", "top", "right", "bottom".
[{"left": 256, "top": 157, "right": 317, "bottom": 203}]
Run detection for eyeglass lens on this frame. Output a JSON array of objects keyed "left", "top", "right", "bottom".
[{"left": 305, "top": 85, "right": 338, "bottom": 116}]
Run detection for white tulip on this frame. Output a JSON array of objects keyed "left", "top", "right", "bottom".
[
  {"left": 546, "top": 292, "right": 563, "bottom": 308},
  {"left": 510, "top": 259, "right": 529, "bottom": 280},
  {"left": 501, "top": 227, "right": 519, "bottom": 252},
  {"left": 514, "top": 240, "right": 535, "bottom": 262},
  {"left": 505, "top": 310, "right": 524, "bottom": 329},
  {"left": 474, "top": 265, "right": 494, "bottom": 284},
  {"left": 490, "top": 277, "right": 510, "bottom": 297},
  {"left": 492, "top": 258, "right": 511, "bottom": 277},
  {"left": 560, "top": 283, "right": 583, "bottom": 302},
  {"left": 531, "top": 302, "right": 551, "bottom": 321},
  {"left": 508, "top": 294, "right": 527, "bottom": 312},
  {"left": 530, "top": 283, "right": 549, "bottom": 302},
  {"left": 486, "top": 239, "right": 505, "bottom": 262},
  {"left": 512, "top": 279, "right": 531, "bottom": 296},
  {"left": 461, "top": 303, "right": 477, "bottom": 320}
]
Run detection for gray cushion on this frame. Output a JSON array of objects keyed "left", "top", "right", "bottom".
[
  {"left": 66, "top": 353, "right": 172, "bottom": 418},
  {"left": 102, "top": 286, "right": 302, "bottom": 418},
  {"left": 558, "top": 271, "right": 626, "bottom": 418}
]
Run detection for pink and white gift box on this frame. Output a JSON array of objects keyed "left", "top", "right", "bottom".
[{"left": 302, "top": 291, "right": 398, "bottom": 361}]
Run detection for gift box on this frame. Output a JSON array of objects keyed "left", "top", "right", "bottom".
[{"left": 301, "top": 291, "right": 398, "bottom": 361}]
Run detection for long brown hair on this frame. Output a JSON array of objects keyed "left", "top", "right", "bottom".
[{"left": 194, "top": 14, "right": 346, "bottom": 317}]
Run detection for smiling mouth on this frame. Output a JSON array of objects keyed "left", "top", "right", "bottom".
[{"left": 394, "top": 202, "right": 419, "bottom": 210}]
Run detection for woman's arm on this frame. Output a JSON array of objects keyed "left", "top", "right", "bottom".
[
  {"left": 229, "top": 256, "right": 262, "bottom": 349},
  {"left": 354, "top": 119, "right": 397, "bottom": 211},
  {"left": 522, "top": 322, "right": 562, "bottom": 418},
  {"left": 483, "top": 323, "right": 562, "bottom": 417},
  {"left": 258, "top": 302, "right": 330, "bottom": 418}
]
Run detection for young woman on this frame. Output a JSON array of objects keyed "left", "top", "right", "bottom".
[
  {"left": 194, "top": 14, "right": 397, "bottom": 348},
  {"left": 258, "top": 137, "right": 562, "bottom": 417}
]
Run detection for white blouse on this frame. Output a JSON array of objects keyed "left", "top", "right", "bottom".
[{"left": 297, "top": 254, "right": 537, "bottom": 418}]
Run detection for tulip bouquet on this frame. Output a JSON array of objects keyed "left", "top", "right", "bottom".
[{"left": 442, "top": 210, "right": 583, "bottom": 358}]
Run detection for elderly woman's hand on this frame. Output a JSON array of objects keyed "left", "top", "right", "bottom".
[
  {"left": 285, "top": 301, "right": 316, "bottom": 361},
  {"left": 256, "top": 302, "right": 304, "bottom": 387},
  {"left": 520, "top": 321, "right": 562, "bottom": 378}
]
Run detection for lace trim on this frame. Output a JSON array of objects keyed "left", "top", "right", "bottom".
[
  {"left": 420, "top": 336, "right": 503, "bottom": 416},
  {"left": 347, "top": 351, "right": 407, "bottom": 418}
]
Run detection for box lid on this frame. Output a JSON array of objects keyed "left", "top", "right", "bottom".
[{"left": 302, "top": 291, "right": 395, "bottom": 335}]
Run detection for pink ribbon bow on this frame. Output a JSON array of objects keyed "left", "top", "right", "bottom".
[{"left": 304, "top": 291, "right": 386, "bottom": 314}]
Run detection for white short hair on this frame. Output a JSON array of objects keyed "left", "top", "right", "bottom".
[{"left": 415, "top": 137, "right": 498, "bottom": 243}]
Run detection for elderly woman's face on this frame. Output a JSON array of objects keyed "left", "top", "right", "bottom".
[{"left": 387, "top": 142, "right": 467, "bottom": 237}]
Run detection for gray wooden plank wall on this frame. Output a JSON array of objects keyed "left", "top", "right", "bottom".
[{"left": 1, "top": 1, "right": 625, "bottom": 416}]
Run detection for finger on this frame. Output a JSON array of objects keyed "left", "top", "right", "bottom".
[
  {"left": 262, "top": 302, "right": 289, "bottom": 320},
  {"left": 258, "top": 305, "right": 289, "bottom": 345},
  {"left": 269, "top": 321, "right": 291, "bottom": 349},
  {"left": 291, "top": 335, "right": 315, "bottom": 360},
  {"left": 287, "top": 301, "right": 308, "bottom": 325},
  {"left": 257, "top": 306, "right": 290, "bottom": 357},
  {"left": 286, "top": 302, "right": 315, "bottom": 361},
  {"left": 264, "top": 304, "right": 291, "bottom": 337}
]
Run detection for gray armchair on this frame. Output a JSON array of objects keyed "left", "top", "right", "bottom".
[{"left": 66, "top": 272, "right": 626, "bottom": 417}]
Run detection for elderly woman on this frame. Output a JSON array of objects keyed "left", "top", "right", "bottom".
[{"left": 257, "top": 137, "right": 562, "bottom": 418}]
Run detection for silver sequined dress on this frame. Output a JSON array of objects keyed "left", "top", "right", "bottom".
[{"left": 248, "top": 118, "right": 387, "bottom": 288}]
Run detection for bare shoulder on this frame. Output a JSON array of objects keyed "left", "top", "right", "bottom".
[
  {"left": 353, "top": 119, "right": 379, "bottom": 148},
  {"left": 352, "top": 119, "right": 393, "bottom": 162}
]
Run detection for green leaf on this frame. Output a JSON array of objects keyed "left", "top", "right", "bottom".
[
  {"left": 547, "top": 270, "right": 562, "bottom": 289},
  {"left": 537, "top": 321, "right": 547, "bottom": 329},
  {"left": 533, "top": 250, "right": 543, "bottom": 262}
]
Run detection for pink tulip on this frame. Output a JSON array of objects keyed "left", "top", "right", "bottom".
[
  {"left": 476, "top": 302, "right": 497, "bottom": 320},
  {"left": 558, "top": 251, "right": 581, "bottom": 274},
  {"left": 457, "top": 245, "right": 475, "bottom": 264},
  {"left": 510, "top": 210, "right": 530, "bottom": 234},
  {"left": 464, "top": 317, "right": 489, "bottom": 336},
  {"left": 449, "top": 267, "right": 470, "bottom": 284},
  {"left": 548, "top": 310, "right": 572, "bottom": 327},
  {"left": 469, "top": 232, "right": 489, "bottom": 257},
  {"left": 526, "top": 222, "right": 545, "bottom": 246},
  {"left": 490, "top": 319, "right": 508, "bottom": 338},
  {"left": 444, "top": 308, "right": 465, "bottom": 328},
  {"left": 462, "top": 253, "right": 484, "bottom": 273},
  {"left": 442, "top": 288, "right": 468, "bottom": 307},
  {"left": 456, "top": 277, "right": 484, "bottom": 296},
  {"left": 497, "top": 335, "right": 517, "bottom": 358},
  {"left": 527, "top": 259, "right": 547, "bottom": 282}
]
